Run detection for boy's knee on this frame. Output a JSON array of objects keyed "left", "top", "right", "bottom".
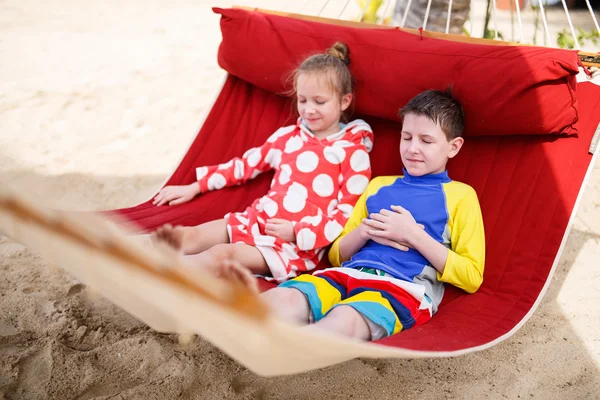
[
  {"left": 325, "top": 305, "right": 371, "bottom": 340},
  {"left": 263, "top": 287, "right": 306, "bottom": 307}
]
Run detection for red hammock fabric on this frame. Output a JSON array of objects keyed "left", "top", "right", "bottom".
[
  {"left": 109, "top": 9, "right": 600, "bottom": 353},
  {"left": 110, "top": 76, "right": 599, "bottom": 352}
]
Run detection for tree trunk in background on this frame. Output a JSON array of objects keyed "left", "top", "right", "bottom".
[{"left": 392, "top": 0, "right": 471, "bottom": 34}]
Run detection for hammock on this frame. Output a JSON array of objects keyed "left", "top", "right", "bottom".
[{"left": 1, "top": 6, "right": 599, "bottom": 376}]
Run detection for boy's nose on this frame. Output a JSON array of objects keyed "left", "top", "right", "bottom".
[{"left": 408, "top": 143, "right": 420, "bottom": 153}]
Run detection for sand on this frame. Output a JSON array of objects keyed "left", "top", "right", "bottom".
[{"left": 1, "top": 0, "right": 599, "bottom": 398}]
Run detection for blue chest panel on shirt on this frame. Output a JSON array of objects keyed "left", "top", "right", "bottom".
[{"left": 343, "top": 172, "right": 451, "bottom": 282}]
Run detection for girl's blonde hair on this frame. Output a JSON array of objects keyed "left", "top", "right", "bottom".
[{"left": 290, "top": 42, "right": 354, "bottom": 121}]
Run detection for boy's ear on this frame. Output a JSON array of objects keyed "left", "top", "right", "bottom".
[
  {"left": 448, "top": 137, "right": 464, "bottom": 159},
  {"left": 340, "top": 93, "right": 353, "bottom": 111}
]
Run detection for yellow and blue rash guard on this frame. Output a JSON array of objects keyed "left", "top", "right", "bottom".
[{"left": 328, "top": 169, "right": 485, "bottom": 314}]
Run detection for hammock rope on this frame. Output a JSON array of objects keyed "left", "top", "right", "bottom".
[
  {"left": 514, "top": 0, "right": 525, "bottom": 42},
  {"left": 338, "top": 0, "right": 354, "bottom": 18},
  {"left": 491, "top": 0, "right": 499, "bottom": 39},
  {"left": 445, "top": 0, "right": 454, "bottom": 34},
  {"left": 536, "top": 0, "right": 552, "bottom": 47},
  {"left": 401, "top": 0, "right": 414, "bottom": 27},
  {"left": 423, "top": 0, "right": 434, "bottom": 30},
  {"left": 358, "top": 0, "right": 374, "bottom": 21},
  {"left": 584, "top": 0, "right": 600, "bottom": 36},
  {"left": 560, "top": 0, "right": 582, "bottom": 49}
]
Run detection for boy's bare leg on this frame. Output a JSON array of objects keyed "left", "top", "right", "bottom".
[
  {"left": 309, "top": 306, "right": 371, "bottom": 341},
  {"left": 261, "top": 287, "right": 311, "bottom": 325},
  {"left": 151, "top": 219, "right": 229, "bottom": 255}
]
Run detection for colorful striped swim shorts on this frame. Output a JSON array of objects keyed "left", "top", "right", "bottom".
[{"left": 279, "top": 267, "right": 432, "bottom": 340}]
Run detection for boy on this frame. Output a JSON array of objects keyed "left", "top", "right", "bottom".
[{"left": 226, "top": 89, "right": 485, "bottom": 341}]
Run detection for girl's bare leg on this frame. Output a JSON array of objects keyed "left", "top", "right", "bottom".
[
  {"left": 184, "top": 242, "right": 270, "bottom": 281},
  {"left": 151, "top": 219, "right": 229, "bottom": 255}
]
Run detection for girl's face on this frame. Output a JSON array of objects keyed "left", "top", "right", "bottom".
[{"left": 296, "top": 72, "right": 352, "bottom": 138}]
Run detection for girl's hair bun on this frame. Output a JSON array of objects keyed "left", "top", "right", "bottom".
[{"left": 327, "top": 42, "right": 350, "bottom": 66}]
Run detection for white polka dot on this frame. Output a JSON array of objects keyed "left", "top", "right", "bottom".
[
  {"left": 226, "top": 224, "right": 232, "bottom": 240},
  {"left": 251, "top": 223, "right": 260, "bottom": 236},
  {"left": 243, "top": 147, "right": 262, "bottom": 167},
  {"left": 323, "top": 146, "right": 346, "bottom": 165},
  {"left": 346, "top": 175, "right": 369, "bottom": 195},
  {"left": 312, "top": 174, "right": 334, "bottom": 197},
  {"left": 234, "top": 160, "right": 244, "bottom": 180},
  {"left": 333, "top": 140, "right": 354, "bottom": 148},
  {"left": 250, "top": 169, "right": 262, "bottom": 179},
  {"left": 338, "top": 174, "right": 344, "bottom": 184},
  {"left": 260, "top": 197, "right": 279, "bottom": 217},
  {"left": 327, "top": 199, "right": 338, "bottom": 215},
  {"left": 207, "top": 173, "right": 226, "bottom": 190},
  {"left": 238, "top": 224, "right": 247, "bottom": 233},
  {"left": 283, "top": 194, "right": 306, "bottom": 213},
  {"left": 236, "top": 216, "right": 249, "bottom": 226},
  {"left": 278, "top": 164, "right": 292, "bottom": 185},
  {"left": 324, "top": 220, "right": 344, "bottom": 242},
  {"left": 218, "top": 160, "right": 233, "bottom": 170},
  {"left": 257, "top": 216, "right": 265, "bottom": 225},
  {"left": 296, "top": 151, "right": 319, "bottom": 173},
  {"left": 304, "top": 259, "right": 316, "bottom": 271},
  {"left": 281, "top": 243, "right": 299, "bottom": 260},
  {"left": 255, "top": 235, "right": 276, "bottom": 246},
  {"left": 283, "top": 183, "right": 308, "bottom": 213},
  {"left": 265, "top": 148, "right": 282, "bottom": 168},
  {"left": 350, "top": 150, "right": 370, "bottom": 172},
  {"left": 297, "top": 228, "right": 316, "bottom": 250},
  {"left": 337, "top": 190, "right": 344, "bottom": 201},
  {"left": 338, "top": 203, "right": 354, "bottom": 217},
  {"left": 288, "top": 182, "right": 308, "bottom": 198},
  {"left": 362, "top": 136, "right": 374, "bottom": 152},
  {"left": 268, "top": 126, "right": 295, "bottom": 143},
  {"left": 196, "top": 166, "right": 208, "bottom": 180},
  {"left": 284, "top": 136, "right": 303, "bottom": 154},
  {"left": 301, "top": 215, "right": 322, "bottom": 226}
]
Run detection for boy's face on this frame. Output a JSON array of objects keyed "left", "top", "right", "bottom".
[{"left": 400, "top": 113, "right": 464, "bottom": 176}]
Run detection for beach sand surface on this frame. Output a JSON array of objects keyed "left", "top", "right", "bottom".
[{"left": 1, "top": 0, "right": 599, "bottom": 398}]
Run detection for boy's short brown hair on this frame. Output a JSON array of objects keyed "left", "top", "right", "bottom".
[{"left": 399, "top": 89, "right": 465, "bottom": 140}]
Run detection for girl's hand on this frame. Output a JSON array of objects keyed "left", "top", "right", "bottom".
[
  {"left": 265, "top": 219, "right": 296, "bottom": 242},
  {"left": 153, "top": 183, "right": 200, "bottom": 206}
]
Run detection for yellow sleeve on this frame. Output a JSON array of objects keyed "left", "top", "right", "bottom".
[
  {"left": 328, "top": 186, "right": 369, "bottom": 267},
  {"left": 328, "top": 176, "right": 399, "bottom": 267},
  {"left": 438, "top": 182, "right": 486, "bottom": 293}
]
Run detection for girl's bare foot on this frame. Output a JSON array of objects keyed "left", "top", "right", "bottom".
[
  {"left": 216, "top": 260, "right": 259, "bottom": 294},
  {"left": 150, "top": 224, "right": 186, "bottom": 251}
]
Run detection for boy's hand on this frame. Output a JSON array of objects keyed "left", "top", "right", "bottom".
[
  {"left": 153, "top": 183, "right": 200, "bottom": 206},
  {"left": 357, "top": 220, "right": 410, "bottom": 252},
  {"left": 362, "top": 205, "right": 424, "bottom": 248},
  {"left": 265, "top": 219, "right": 296, "bottom": 242}
]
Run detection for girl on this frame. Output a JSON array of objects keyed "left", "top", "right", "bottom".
[{"left": 151, "top": 42, "right": 374, "bottom": 283}]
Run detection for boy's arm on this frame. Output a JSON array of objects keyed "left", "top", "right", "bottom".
[
  {"left": 328, "top": 185, "right": 370, "bottom": 267},
  {"left": 436, "top": 188, "right": 485, "bottom": 293}
]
